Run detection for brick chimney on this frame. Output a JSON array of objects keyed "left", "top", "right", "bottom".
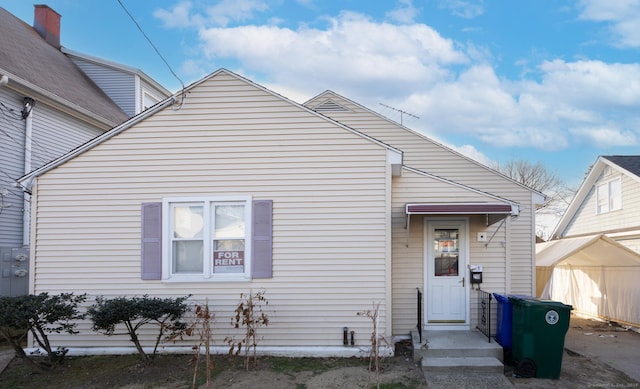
[{"left": 34, "top": 5, "right": 61, "bottom": 49}]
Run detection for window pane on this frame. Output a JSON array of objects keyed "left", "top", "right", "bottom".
[
  {"left": 173, "top": 205, "right": 204, "bottom": 239},
  {"left": 434, "top": 229, "right": 459, "bottom": 277},
  {"left": 597, "top": 183, "right": 608, "bottom": 213},
  {"left": 610, "top": 179, "right": 621, "bottom": 210},
  {"left": 173, "top": 241, "right": 203, "bottom": 273},
  {"left": 214, "top": 205, "right": 245, "bottom": 238},
  {"left": 213, "top": 239, "right": 245, "bottom": 273}
]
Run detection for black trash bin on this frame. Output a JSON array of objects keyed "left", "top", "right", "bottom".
[{"left": 509, "top": 296, "right": 572, "bottom": 379}]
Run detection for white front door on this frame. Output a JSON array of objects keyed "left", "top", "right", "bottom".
[{"left": 425, "top": 219, "right": 468, "bottom": 328}]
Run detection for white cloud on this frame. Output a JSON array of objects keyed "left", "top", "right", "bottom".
[
  {"left": 577, "top": 0, "right": 640, "bottom": 47},
  {"left": 196, "top": 11, "right": 467, "bottom": 99},
  {"left": 450, "top": 144, "right": 494, "bottom": 168},
  {"left": 438, "top": 0, "right": 485, "bottom": 19},
  {"left": 155, "top": 0, "right": 270, "bottom": 28},
  {"left": 154, "top": 1, "right": 196, "bottom": 28},
  {"left": 569, "top": 126, "right": 638, "bottom": 146},
  {"left": 204, "top": 0, "right": 270, "bottom": 27},
  {"left": 386, "top": 0, "right": 420, "bottom": 24},
  {"left": 157, "top": 2, "right": 640, "bottom": 159}
]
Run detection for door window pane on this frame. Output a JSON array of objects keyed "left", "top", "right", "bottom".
[{"left": 434, "top": 229, "right": 459, "bottom": 277}]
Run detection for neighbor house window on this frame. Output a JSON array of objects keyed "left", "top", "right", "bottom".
[
  {"left": 596, "top": 178, "right": 621, "bottom": 214},
  {"left": 166, "top": 197, "right": 252, "bottom": 281},
  {"left": 142, "top": 89, "right": 162, "bottom": 111}
]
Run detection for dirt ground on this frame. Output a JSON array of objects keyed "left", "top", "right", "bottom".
[{"left": 1, "top": 315, "right": 639, "bottom": 388}]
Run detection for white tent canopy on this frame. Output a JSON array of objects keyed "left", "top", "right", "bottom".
[{"left": 536, "top": 234, "right": 640, "bottom": 326}]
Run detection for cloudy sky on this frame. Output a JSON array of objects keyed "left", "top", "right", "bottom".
[{"left": 2, "top": 0, "right": 639, "bottom": 186}]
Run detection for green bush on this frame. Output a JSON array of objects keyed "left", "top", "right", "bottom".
[
  {"left": 87, "top": 295, "right": 190, "bottom": 363},
  {"left": 0, "top": 292, "right": 86, "bottom": 371}
]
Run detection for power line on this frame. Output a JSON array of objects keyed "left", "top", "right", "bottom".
[
  {"left": 0, "top": 100, "right": 57, "bottom": 166},
  {"left": 116, "top": 0, "right": 186, "bottom": 107}
]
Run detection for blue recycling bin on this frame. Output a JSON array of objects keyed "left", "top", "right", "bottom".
[
  {"left": 493, "top": 293, "right": 512, "bottom": 348},
  {"left": 494, "top": 293, "right": 534, "bottom": 349}
]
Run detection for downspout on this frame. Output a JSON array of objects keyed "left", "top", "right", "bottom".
[{"left": 22, "top": 97, "right": 35, "bottom": 246}]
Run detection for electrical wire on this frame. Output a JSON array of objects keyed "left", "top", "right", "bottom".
[
  {"left": 0, "top": 165, "right": 30, "bottom": 200},
  {"left": 116, "top": 0, "right": 186, "bottom": 109},
  {"left": 0, "top": 99, "right": 58, "bottom": 166}
]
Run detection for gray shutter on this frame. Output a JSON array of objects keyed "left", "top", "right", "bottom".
[
  {"left": 252, "top": 200, "right": 273, "bottom": 278},
  {"left": 141, "top": 202, "right": 162, "bottom": 280}
]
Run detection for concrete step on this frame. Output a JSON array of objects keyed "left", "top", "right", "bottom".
[
  {"left": 421, "top": 346, "right": 503, "bottom": 359},
  {"left": 412, "top": 329, "right": 504, "bottom": 362},
  {"left": 422, "top": 356, "right": 504, "bottom": 374}
]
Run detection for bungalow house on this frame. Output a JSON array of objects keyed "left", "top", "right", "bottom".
[
  {"left": 538, "top": 156, "right": 640, "bottom": 326},
  {"left": 19, "top": 69, "right": 543, "bottom": 355},
  {"left": 0, "top": 5, "right": 170, "bottom": 296}
]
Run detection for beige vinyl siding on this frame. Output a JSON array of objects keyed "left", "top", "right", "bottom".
[
  {"left": 31, "top": 72, "right": 391, "bottom": 349},
  {"left": 391, "top": 170, "right": 511, "bottom": 334},
  {"left": 308, "top": 93, "right": 538, "bottom": 332},
  {"left": 563, "top": 172, "right": 640, "bottom": 237}
]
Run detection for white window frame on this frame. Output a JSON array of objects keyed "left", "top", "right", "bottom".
[
  {"left": 162, "top": 196, "right": 252, "bottom": 282},
  {"left": 596, "top": 177, "right": 622, "bottom": 214},
  {"left": 140, "top": 87, "right": 163, "bottom": 112}
]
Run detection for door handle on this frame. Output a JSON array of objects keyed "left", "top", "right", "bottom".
[{"left": 460, "top": 277, "right": 465, "bottom": 288}]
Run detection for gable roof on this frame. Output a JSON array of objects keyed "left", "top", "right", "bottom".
[
  {"left": 0, "top": 6, "right": 128, "bottom": 127},
  {"left": 602, "top": 155, "right": 640, "bottom": 178},
  {"left": 305, "top": 90, "right": 546, "bottom": 203},
  {"left": 18, "top": 68, "right": 403, "bottom": 187},
  {"left": 552, "top": 155, "right": 640, "bottom": 238}
]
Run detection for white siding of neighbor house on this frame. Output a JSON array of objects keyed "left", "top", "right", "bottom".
[
  {"left": 306, "top": 93, "right": 538, "bottom": 332},
  {"left": 562, "top": 169, "right": 640, "bottom": 238},
  {"left": 391, "top": 169, "right": 510, "bottom": 334},
  {"left": 30, "top": 71, "right": 393, "bottom": 349}
]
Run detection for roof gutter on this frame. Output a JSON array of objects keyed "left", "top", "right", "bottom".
[
  {"left": 0, "top": 69, "right": 121, "bottom": 129},
  {"left": 18, "top": 96, "right": 177, "bottom": 190}
]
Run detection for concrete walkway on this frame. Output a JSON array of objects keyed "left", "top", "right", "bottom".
[{"left": 564, "top": 315, "right": 640, "bottom": 382}]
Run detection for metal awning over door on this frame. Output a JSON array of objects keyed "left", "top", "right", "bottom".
[{"left": 406, "top": 202, "right": 518, "bottom": 226}]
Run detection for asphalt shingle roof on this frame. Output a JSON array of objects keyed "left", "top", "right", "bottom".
[
  {"left": 603, "top": 156, "right": 640, "bottom": 177},
  {"left": 0, "top": 7, "right": 128, "bottom": 126}
]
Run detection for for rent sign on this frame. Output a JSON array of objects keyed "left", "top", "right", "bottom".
[{"left": 213, "top": 250, "right": 244, "bottom": 273}]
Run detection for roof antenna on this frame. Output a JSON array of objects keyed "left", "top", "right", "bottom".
[{"left": 380, "top": 103, "right": 419, "bottom": 126}]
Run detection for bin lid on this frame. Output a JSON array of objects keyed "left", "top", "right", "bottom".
[
  {"left": 510, "top": 297, "right": 572, "bottom": 310},
  {"left": 493, "top": 293, "right": 508, "bottom": 302},
  {"left": 507, "top": 295, "right": 537, "bottom": 303}
]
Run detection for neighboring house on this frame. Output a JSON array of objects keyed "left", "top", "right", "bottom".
[
  {"left": 538, "top": 155, "right": 640, "bottom": 326},
  {"left": 18, "top": 69, "right": 543, "bottom": 355},
  {"left": 63, "top": 49, "right": 169, "bottom": 117},
  {"left": 552, "top": 156, "right": 640, "bottom": 251},
  {"left": 0, "top": 5, "right": 170, "bottom": 296}
]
